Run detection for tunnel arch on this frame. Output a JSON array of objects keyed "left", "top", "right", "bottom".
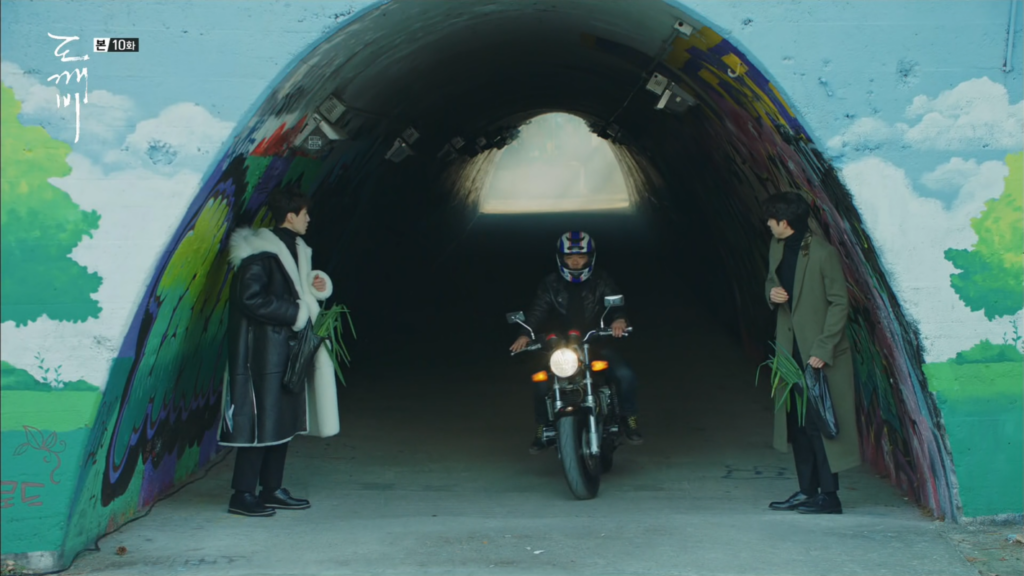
[{"left": 69, "top": 0, "right": 964, "bottom": 546}]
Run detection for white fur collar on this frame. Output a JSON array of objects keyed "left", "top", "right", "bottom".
[{"left": 229, "top": 227, "right": 308, "bottom": 292}]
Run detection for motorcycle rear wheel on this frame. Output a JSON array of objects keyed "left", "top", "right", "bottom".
[{"left": 556, "top": 415, "right": 601, "bottom": 500}]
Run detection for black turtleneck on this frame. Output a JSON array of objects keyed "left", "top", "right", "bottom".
[
  {"left": 776, "top": 226, "right": 807, "bottom": 364},
  {"left": 777, "top": 228, "right": 805, "bottom": 301},
  {"left": 272, "top": 226, "right": 300, "bottom": 264}
]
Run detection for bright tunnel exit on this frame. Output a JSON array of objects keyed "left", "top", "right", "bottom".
[{"left": 479, "top": 113, "right": 633, "bottom": 214}]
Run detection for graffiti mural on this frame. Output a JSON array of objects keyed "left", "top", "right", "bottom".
[{"left": 1, "top": 0, "right": 1020, "bottom": 572}]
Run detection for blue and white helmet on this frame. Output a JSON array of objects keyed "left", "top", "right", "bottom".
[{"left": 556, "top": 231, "right": 596, "bottom": 283}]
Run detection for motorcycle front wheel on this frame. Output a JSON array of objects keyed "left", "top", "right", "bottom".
[{"left": 556, "top": 415, "right": 601, "bottom": 500}]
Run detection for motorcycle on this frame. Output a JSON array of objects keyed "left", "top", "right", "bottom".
[{"left": 506, "top": 295, "right": 633, "bottom": 500}]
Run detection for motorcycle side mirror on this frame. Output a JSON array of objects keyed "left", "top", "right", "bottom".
[
  {"left": 507, "top": 311, "right": 536, "bottom": 341},
  {"left": 599, "top": 295, "right": 625, "bottom": 329},
  {"left": 604, "top": 295, "right": 625, "bottom": 308}
]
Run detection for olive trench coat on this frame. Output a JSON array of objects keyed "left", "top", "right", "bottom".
[{"left": 765, "top": 231, "right": 861, "bottom": 473}]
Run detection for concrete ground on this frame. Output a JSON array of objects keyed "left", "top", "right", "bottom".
[{"left": 62, "top": 213, "right": 1004, "bottom": 575}]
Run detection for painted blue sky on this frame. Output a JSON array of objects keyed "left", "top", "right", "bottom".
[
  {"left": 686, "top": 0, "right": 1023, "bottom": 194},
  {"left": 2, "top": 0, "right": 1020, "bottom": 191}
]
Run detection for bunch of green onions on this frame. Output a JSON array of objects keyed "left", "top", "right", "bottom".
[
  {"left": 755, "top": 341, "right": 808, "bottom": 425},
  {"left": 313, "top": 304, "right": 357, "bottom": 386}
]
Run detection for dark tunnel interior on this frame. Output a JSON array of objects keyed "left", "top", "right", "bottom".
[
  {"left": 304, "top": 0, "right": 783, "bottom": 366},
  {"left": 295, "top": 1, "right": 785, "bottom": 456},
  {"left": 188, "top": 0, "right": 956, "bottom": 516}
]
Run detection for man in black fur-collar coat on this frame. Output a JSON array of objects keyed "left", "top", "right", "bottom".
[{"left": 219, "top": 184, "right": 339, "bottom": 517}]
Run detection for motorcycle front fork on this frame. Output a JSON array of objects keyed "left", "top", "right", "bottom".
[
  {"left": 582, "top": 343, "right": 600, "bottom": 455},
  {"left": 547, "top": 343, "right": 602, "bottom": 454}
]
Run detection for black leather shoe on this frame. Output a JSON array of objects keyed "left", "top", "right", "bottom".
[
  {"left": 796, "top": 492, "right": 843, "bottom": 514},
  {"left": 769, "top": 491, "right": 816, "bottom": 511},
  {"left": 259, "top": 487, "right": 310, "bottom": 510},
  {"left": 228, "top": 492, "right": 275, "bottom": 517}
]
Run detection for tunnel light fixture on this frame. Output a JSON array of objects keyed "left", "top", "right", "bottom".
[
  {"left": 646, "top": 73, "right": 670, "bottom": 95},
  {"left": 451, "top": 136, "right": 465, "bottom": 149},
  {"left": 385, "top": 138, "right": 413, "bottom": 163},
  {"left": 317, "top": 116, "right": 348, "bottom": 141},
  {"left": 292, "top": 112, "right": 348, "bottom": 147},
  {"left": 402, "top": 127, "right": 420, "bottom": 144},
  {"left": 475, "top": 136, "right": 488, "bottom": 148},
  {"left": 318, "top": 95, "right": 347, "bottom": 123},
  {"left": 674, "top": 20, "right": 695, "bottom": 38},
  {"left": 436, "top": 143, "right": 457, "bottom": 161},
  {"left": 655, "top": 82, "right": 699, "bottom": 114}
]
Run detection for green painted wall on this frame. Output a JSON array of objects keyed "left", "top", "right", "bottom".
[
  {"left": 1, "top": 363, "right": 100, "bottom": 556},
  {"left": 926, "top": 354, "right": 1023, "bottom": 516},
  {"left": 928, "top": 152, "right": 1024, "bottom": 517}
]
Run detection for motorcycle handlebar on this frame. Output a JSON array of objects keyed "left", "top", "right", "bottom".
[
  {"left": 590, "top": 326, "right": 633, "bottom": 340},
  {"left": 509, "top": 327, "right": 633, "bottom": 356},
  {"left": 510, "top": 342, "right": 544, "bottom": 356}
]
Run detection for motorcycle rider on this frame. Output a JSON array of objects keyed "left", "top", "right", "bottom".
[{"left": 510, "top": 231, "right": 643, "bottom": 453}]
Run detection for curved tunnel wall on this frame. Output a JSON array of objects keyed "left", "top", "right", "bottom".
[
  {"left": 73, "top": 0, "right": 956, "bottom": 539},
  {"left": 1, "top": 0, "right": 1021, "bottom": 571}
]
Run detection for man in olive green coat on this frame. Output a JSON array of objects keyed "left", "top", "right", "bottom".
[{"left": 763, "top": 191, "right": 860, "bottom": 515}]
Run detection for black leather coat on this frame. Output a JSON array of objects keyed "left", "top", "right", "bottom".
[
  {"left": 521, "top": 269, "right": 628, "bottom": 338},
  {"left": 220, "top": 252, "right": 307, "bottom": 446}
]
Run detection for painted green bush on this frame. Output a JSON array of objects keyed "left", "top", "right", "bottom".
[
  {"left": 1, "top": 360, "right": 100, "bottom": 392},
  {"left": 944, "top": 152, "right": 1024, "bottom": 321},
  {"left": 951, "top": 340, "right": 1024, "bottom": 365},
  {"left": 1, "top": 361, "right": 101, "bottom": 432},
  {"left": 0, "top": 82, "right": 102, "bottom": 326}
]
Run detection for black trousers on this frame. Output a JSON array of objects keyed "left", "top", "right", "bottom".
[
  {"left": 787, "top": 342, "right": 838, "bottom": 494},
  {"left": 533, "top": 347, "right": 638, "bottom": 424},
  {"left": 231, "top": 442, "right": 289, "bottom": 494}
]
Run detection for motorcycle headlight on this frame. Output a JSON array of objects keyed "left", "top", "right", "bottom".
[{"left": 549, "top": 348, "right": 580, "bottom": 378}]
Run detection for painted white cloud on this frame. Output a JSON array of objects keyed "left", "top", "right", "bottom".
[
  {"left": 0, "top": 153, "right": 202, "bottom": 389},
  {"left": 0, "top": 67, "right": 224, "bottom": 389},
  {"left": 841, "top": 156, "right": 1020, "bottom": 363},
  {"left": 0, "top": 60, "right": 137, "bottom": 148},
  {"left": 826, "top": 117, "right": 908, "bottom": 153},
  {"left": 103, "top": 102, "right": 234, "bottom": 172},
  {"left": 903, "top": 78, "right": 1024, "bottom": 149},
  {"left": 920, "top": 157, "right": 983, "bottom": 192},
  {"left": 828, "top": 76, "right": 1023, "bottom": 154}
]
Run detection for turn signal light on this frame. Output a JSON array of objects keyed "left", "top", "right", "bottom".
[
  {"left": 531, "top": 371, "right": 549, "bottom": 382},
  {"left": 591, "top": 361, "right": 609, "bottom": 372}
]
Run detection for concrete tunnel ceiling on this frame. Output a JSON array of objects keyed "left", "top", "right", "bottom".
[{"left": 105, "top": 0, "right": 964, "bottom": 522}]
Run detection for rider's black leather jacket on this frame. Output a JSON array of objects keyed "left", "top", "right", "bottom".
[{"left": 521, "top": 269, "right": 628, "bottom": 338}]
